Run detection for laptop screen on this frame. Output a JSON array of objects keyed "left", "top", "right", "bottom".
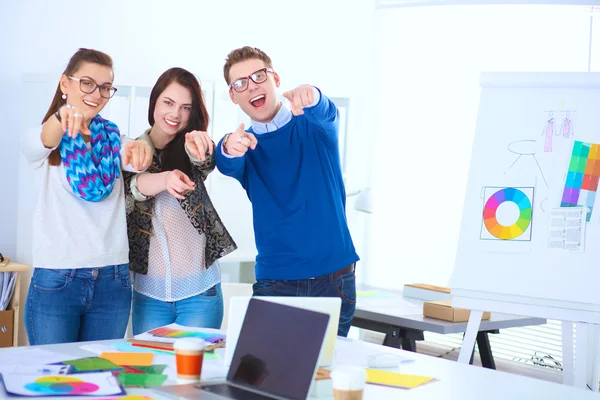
[{"left": 227, "top": 298, "right": 330, "bottom": 400}]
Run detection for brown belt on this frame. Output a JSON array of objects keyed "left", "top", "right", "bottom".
[{"left": 333, "top": 263, "right": 355, "bottom": 276}]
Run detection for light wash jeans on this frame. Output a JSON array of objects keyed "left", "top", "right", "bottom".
[
  {"left": 25, "top": 265, "right": 132, "bottom": 345},
  {"left": 132, "top": 283, "right": 223, "bottom": 335}
]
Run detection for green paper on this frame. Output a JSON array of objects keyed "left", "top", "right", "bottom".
[
  {"left": 64, "top": 357, "right": 123, "bottom": 371},
  {"left": 204, "top": 351, "right": 220, "bottom": 360},
  {"left": 133, "top": 364, "right": 168, "bottom": 374},
  {"left": 117, "top": 373, "right": 167, "bottom": 387}
]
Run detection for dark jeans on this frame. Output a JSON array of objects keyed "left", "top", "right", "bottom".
[
  {"left": 252, "top": 269, "right": 356, "bottom": 337},
  {"left": 25, "top": 265, "right": 132, "bottom": 345}
]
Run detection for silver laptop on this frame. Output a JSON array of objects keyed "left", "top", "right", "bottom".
[
  {"left": 224, "top": 296, "right": 341, "bottom": 367},
  {"left": 154, "top": 298, "right": 330, "bottom": 400}
]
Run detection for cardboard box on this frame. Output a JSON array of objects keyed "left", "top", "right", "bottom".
[
  {"left": 404, "top": 283, "right": 452, "bottom": 302},
  {"left": 0, "top": 310, "right": 14, "bottom": 347},
  {"left": 423, "top": 300, "right": 490, "bottom": 322}
]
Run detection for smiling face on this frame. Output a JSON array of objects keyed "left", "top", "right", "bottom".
[
  {"left": 59, "top": 62, "right": 114, "bottom": 121},
  {"left": 152, "top": 82, "right": 193, "bottom": 140},
  {"left": 228, "top": 58, "right": 281, "bottom": 123}
]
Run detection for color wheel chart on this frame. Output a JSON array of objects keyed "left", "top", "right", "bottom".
[
  {"left": 25, "top": 376, "right": 99, "bottom": 395},
  {"left": 561, "top": 141, "right": 600, "bottom": 222},
  {"left": 480, "top": 187, "right": 534, "bottom": 241}
]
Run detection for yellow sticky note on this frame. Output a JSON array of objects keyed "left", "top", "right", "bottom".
[
  {"left": 100, "top": 352, "right": 154, "bottom": 366},
  {"left": 366, "top": 369, "right": 435, "bottom": 389}
]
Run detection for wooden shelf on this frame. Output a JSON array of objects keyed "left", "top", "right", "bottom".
[
  {"left": 0, "top": 263, "right": 30, "bottom": 347},
  {"left": 0, "top": 263, "right": 30, "bottom": 273}
]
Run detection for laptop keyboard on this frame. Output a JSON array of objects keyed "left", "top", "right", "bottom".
[{"left": 201, "top": 383, "right": 278, "bottom": 400}]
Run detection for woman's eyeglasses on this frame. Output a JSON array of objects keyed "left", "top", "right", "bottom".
[{"left": 69, "top": 76, "right": 118, "bottom": 99}]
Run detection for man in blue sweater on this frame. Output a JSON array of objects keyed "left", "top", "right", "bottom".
[{"left": 215, "top": 46, "right": 359, "bottom": 336}]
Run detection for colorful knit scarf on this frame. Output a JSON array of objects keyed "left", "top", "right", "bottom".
[{"left": 60, "top": 114, "right": 121, "bottom": 202}]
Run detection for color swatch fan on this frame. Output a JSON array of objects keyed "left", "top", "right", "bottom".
[
  {"left": 560, "top": 140, "right": 600, "bottom": 222},
  {"left": 480, "top": 187, "right": 534, "bottom": 241}
]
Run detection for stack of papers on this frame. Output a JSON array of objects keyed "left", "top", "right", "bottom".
[{"left": 0, "top": 272, "right": 16, "bottom": 310}]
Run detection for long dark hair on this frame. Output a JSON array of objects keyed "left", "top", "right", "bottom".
[
  {"left": 148, "top": 68, "right": 210, "bottom": 177},
  {"left": 42, "top": 48, "right": 114, "bottom": 166}
]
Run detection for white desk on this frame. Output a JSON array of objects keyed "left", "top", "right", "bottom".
[
  {"left": 354, "top": 285, "right": 547, "bottom": 369},
  {"left": 0, "top": 338, "right": 596, "bottom": 399}
]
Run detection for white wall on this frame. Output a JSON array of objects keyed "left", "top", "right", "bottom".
[{"left": 1, "top": 0, "right": 377, "bottom": 344}]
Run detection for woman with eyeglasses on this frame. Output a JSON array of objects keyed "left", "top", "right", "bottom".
[
  {"left": 21, "top": 48, "right": 153, "bottom": 345},
  {"left": 123, "top": 67, "right": 236, "bottom": 335}
]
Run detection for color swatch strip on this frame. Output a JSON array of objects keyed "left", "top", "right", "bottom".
[{"left": 561, "top": 141, "right": 600, "bottom": 222}]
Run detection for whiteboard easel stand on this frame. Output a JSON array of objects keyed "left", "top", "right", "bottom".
[{"left": 453, "top": 294, "right": 600, "bottom": 392}]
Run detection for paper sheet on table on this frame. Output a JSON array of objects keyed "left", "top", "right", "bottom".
[
  {"left": 80, "top": 344, "right": 176, "bottom": 372},
  {"left": 0, "top": 365, "right": 71, "bottom": 375},
  {"left": 0, "top": 348, "right": 80, "bottom": 366},
  {"left": 333, "top": 338, "right": 414, "bottom": 367},
  {"left": 1, "top": 372, "right": 126, "bottom": 397},
  {"left": 366, "top": 369, "right": 435, "bottom": 389},
  {"left": 110, "top": 341, "right": 220, "bottom": 360}
]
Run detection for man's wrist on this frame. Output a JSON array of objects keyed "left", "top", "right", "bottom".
[{"left": 222, "top": 133, "right": 232, "bottom": 155}]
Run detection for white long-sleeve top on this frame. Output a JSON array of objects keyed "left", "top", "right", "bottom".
[
  {"left": 21, "top": 128, "right": 135, "bottom": 269},
  {"left": 130, "top": 136, "right": 221, "bottom": 301},
  {"left": 133, "top": 191, "right": 221, "bottom": 301}
]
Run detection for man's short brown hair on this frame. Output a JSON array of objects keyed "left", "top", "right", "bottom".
[{"left": 223, "top": 46, "right": 273, "bottom": 85}]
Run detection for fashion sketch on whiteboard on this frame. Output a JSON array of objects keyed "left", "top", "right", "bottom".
[
  {"left": 560, "top": 112, "right": 573, "bottom": 138},
  {"left": 542, "top": 112, "right": 555, "bottom": 152}
]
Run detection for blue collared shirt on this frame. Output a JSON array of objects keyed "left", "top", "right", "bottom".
[{"left": 221, "top": 87, "right": 320, "bottom": 157}]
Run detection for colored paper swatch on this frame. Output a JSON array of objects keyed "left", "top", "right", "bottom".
[
  {"left": 116, "top": 373, "right": 167, "bottom": 388},
  {"left": 561, "top": 141, "right": 600, "bottom": 222},
  {"left": 62, "top": 357, "right": 122, "bottom": 372},
  {"left": 366, "top": 369, "right": 435, "bottom": 389},
  {"left": 482, "top": 187, "right": 532, "bottom": 240},
  {"left": 129, "top": 365, "right": 168, "bottom": 374},
  {"left": 100, "top": 352, "right": 154, "bottom": 366}
]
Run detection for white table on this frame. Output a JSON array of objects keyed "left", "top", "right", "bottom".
[
  {"left": 0, "top": 338, "right": 597, "bottom": 399},
  {"left": 354, "top": 285, "right": 547, "bottom": 369}
]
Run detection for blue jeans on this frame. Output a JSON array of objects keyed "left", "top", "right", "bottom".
[
  {"left": 25, "top": 265, "right": 132, "bottom": 345},
  {"left": 252, "top": 270, "right": 356, "bottom": 337},
  {"left": 132, "top": 283, "right": 223, "bottom": 335}
]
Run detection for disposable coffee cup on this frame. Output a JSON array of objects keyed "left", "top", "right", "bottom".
[
  {"left": 173, "top": 338, "right": 206, "bottom": 381},
  {"left": 330, "top": 365, "right": 367, "bottom": 400}
]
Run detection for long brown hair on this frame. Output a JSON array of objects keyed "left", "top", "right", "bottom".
[
  {"left": 42, "top": 48, "right": 114, "bottom": 166},
  {"left": 148, "top": 68, "right": 210, "bottom": 176}
]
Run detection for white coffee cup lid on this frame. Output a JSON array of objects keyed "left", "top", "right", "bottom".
[
  {"left": 173, "top": 338, "right": 206, "bottom": 351},
  {"left": 330, "top": 365, "right": 367, "bottom": 390}
]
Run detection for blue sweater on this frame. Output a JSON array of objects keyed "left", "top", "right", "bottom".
[{"left": 215, "top": 93, "right": 359, "bottom": 280}]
